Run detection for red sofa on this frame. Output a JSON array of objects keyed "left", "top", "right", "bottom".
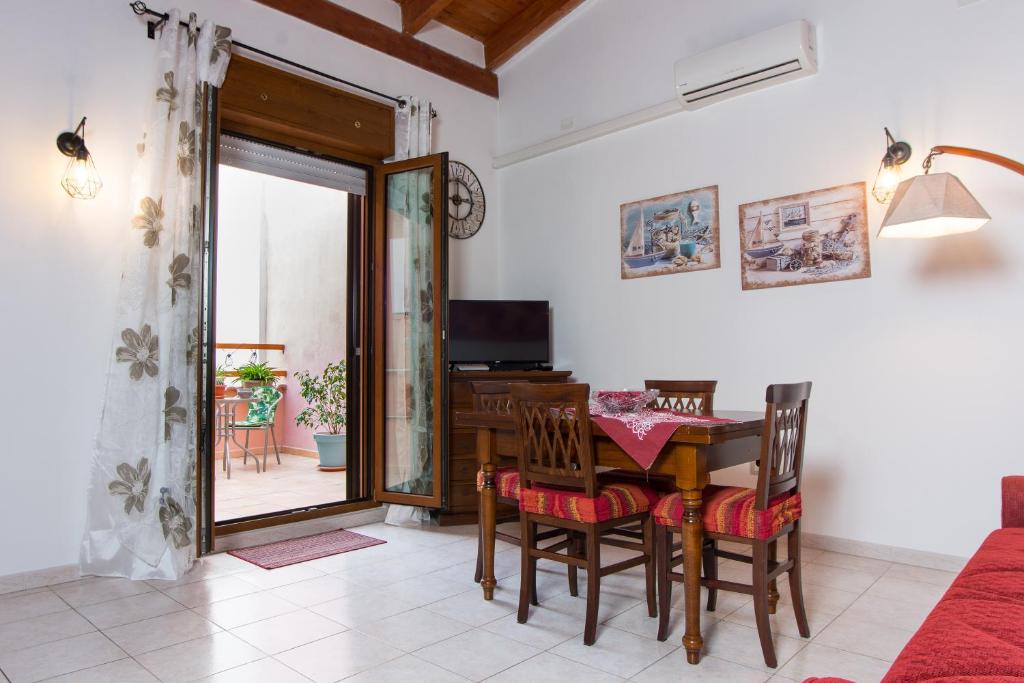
[{"left": 807, "top": 476, "right": 1024, "bottom": 683}]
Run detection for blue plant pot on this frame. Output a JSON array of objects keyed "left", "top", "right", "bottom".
[
  {"left": 679, "top": 240, "right": 698, "bottom": 259},
  {"left": 314, "top": 433, "right": 347, "bottom": 471}
]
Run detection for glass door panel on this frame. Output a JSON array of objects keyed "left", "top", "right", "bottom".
[{"left": 374, "top": 153, "right": 448, "bottom": 507}]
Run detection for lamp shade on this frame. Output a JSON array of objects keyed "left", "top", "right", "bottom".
[{"left": 878, "top": 172, "right": 990, "bottom": 238}]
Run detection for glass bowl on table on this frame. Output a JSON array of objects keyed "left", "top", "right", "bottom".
[{"left": 590, "top": 389, "right": 660, "bottom": 415}]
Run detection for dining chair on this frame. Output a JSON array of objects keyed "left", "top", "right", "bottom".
[
  {"left": 652, "top": 382, "right": 812, "bottom": 667},
  {"left": 472, "top": 381, "right": 569, "bottom": 592},
  {"left": 512, "top": 382, "right": 660, "bottom": 645},
  {"left": 231, "top": 385, "right": 282, "bottom": 472},
  {"left": 599, "top": 379, "right": 719, "bottom": 492}
]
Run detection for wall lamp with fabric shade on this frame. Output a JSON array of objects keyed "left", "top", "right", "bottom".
[
  {"left": 56, "top": 117, "right": 102, "bottom": 199},
  {"left": 878, "top": 146, "right": 1024, "bottom": 239}
]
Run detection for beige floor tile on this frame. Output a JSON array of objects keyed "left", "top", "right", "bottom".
[
  {"left": 812, "top": 552, "right": 892, "bottom": 577},
  {"left": 309, "top": 590, "right": 417, "bottom": 628},
  {"left": 194, "top": 591, "right": 299, "bottom": 630},
  {"left": 701, "top": 619, "right": 807, "bottom": 673},
  {"left": 214, "top": 453, "right": 346, "bottom": 523},
  {"left": 863, "top": 576, "right": 948, "bottom": 607},
  {"left": 230, "top": 609, "right": 345, "bottom": 654},
  {"left": 775, "top": 580, "right": 862, "bottom": 615},
  {"left": 604, "top": 602, "right": 688, "bottom": 643},
  {"left": 50, "top": 578, "right": 153, "bottom": 609},
  {"left": 134, "top": 632, "right": 263, "bottom": 683},
  {"left": 416, "top": 629, "right": 543, "bottom": 682},
  {"left": 102, "top": 610, "right": 221, "bottom": 656},
  {"left": 385, "top": 574, "right": 472, "bottom": 607},
  {"left": 421, "top": 586, "right": 518, "bottom": 627},
  {"left": 550, "top": 625, "right": 678, "bottom": 679},
  {"left": 883, "top": 563, "right": 958, "bottom": 588},
  {"left": 269, "top": 575, "right": 360, "bottom": 608},
  {"left": 233, "top": 564, "right": 324, "bottom": 591},
  {"left": 77, "top": 591, "right": 184, "bottom": 630},
  {"left": 490, "top": 652, "right": 625, "bottom": 682},
  {"left": 274, "top": 630, "right": 404, "bottom": 683},
  {"left": 800, "top": 563, "right": 880, "bottom": 593},
  {"left": 724, "top": 602, "right": 835, "bottom": 639},
  {"left": 777, "top": 642, "right": 891, "bottom": 682},
  {"left": 633, "top": 649, "right": 769, "bottom": 683},
  {"left": 813, "top": 612, "right": 915, "bottom": 662},
  {"left": 342, "top": 654, "right": 471, "bottom": 682},
  {"left": 0, "top": 632, "right": 125, "bottom": 683},
  {"left": 0, "top": 610, "right": 95, "bottom": 655},
  {"left": 198, "top": 657, "right": 311, "bottom": 682},
  {"left": 841, "top": 593, "right": 934, "bottom": 632},
  {"left": 357, "top": 607, "right": 470, "bottom": 652},
  {"left": 160, "top": 575, "right": 260, "bottom": 608},
  {"left": 43, "top": 658, "right": 159, "bottom": 682},
  {"left": 0, "top": 592, "right": 70, "bottom": 626}
]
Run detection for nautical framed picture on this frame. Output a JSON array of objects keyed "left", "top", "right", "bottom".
[
  {"left": 738, "top": 181, "right": 871, "bottom": 291},
  {"left": 619, "top": 185, "right": 720, "bottom": 280}
]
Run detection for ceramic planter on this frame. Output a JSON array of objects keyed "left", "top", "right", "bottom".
[{"left": 314, "top": 433, "right": 347, "bottom": 471}]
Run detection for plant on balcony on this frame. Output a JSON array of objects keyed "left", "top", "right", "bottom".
[
  {"left": 294, "top": 360, "right": 347, "bottom": 470},
  {"left": 237, "top": 360, "right": 279, "bottom": 387}
]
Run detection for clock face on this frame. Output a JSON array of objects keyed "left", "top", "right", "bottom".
[{"left": 447, "top": 161, "right": 485, "bottom": 239}]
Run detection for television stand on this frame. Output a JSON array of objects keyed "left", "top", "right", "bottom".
[
  {"left": 484, "top": 361, "right": 553, "bottom": 372},
  {"left": 442, "top": 368, "right": 572, "bottom": 526}
]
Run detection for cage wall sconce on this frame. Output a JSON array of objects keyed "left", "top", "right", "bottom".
[
  {"left": 56, "top": 117, "right": 102, "bottom": 199},
  {"left": 871, "top": 128, "right": 912, "bottom": 204}
]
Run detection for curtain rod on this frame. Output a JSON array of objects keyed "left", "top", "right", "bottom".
[{"left": 128, "top": 1, "right": 429, "bottom": 114}]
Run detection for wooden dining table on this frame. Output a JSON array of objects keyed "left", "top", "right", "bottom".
[{"left": 455, "top": 407, "right": 764, "bottom": 665}]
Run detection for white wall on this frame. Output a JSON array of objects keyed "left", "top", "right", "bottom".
[
  {"left": 496, "top": 0, "right": 1024, "bottom": 558},
  {"left": 0, "top": 0, "right": 499, "bottom": 576}
]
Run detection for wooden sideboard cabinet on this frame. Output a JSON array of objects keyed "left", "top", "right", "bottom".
[{"left": 439, "top": 369, "right": 573, "bottom": 525}]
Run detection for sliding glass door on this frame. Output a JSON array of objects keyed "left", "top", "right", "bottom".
[{"left": 373, "top": 153, "right": 448, "bottom": 507}]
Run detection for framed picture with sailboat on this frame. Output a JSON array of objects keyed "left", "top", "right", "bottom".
[
  {"left": 738, "top": 181, "right": 871, "bottom": 291},
  {"left": 619, "top": 185, "right": 720, "bottom": 280}
]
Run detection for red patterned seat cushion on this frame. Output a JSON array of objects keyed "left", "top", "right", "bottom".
[
  {"left": 475, "top": 467, "right": 521, "bottom": 500},
  {"left": 653, "top": 485, "right": 802, "bottom": 540},
  {"left": 519, "top": 482, "right": 659, "bottom": 523}
]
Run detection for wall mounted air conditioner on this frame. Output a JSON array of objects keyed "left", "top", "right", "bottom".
[{"left": 674, "top": 20, "right": 817, "bottom": 111}]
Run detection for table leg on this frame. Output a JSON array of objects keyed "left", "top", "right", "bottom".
[
  {"left": 480, "top": 462, "right": 497, "bottom": 600},
  {"left": 477, "top": 426, "right": 498, "bottom": 600},
  {"left": 681, "top": 487, "right": 704, "bottom": 664}
]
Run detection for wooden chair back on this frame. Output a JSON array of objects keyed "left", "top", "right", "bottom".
[
  {"left": 754, "top": 382, "right": 812, "bottom": 509},
  {"left": 644, "top": 380, "right": 717, "bottom": 415},
  {"left": 511, "top": 383, "right": 597, "bottom": 498},
  {"left": 470, "top": 380, "right": 526, "bottom": 415}
]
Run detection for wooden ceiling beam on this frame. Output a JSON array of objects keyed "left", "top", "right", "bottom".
[
  {"left": 253, "top": 0, "right": 498, "bottom": 98},
  {"left": 484, "top": 0, "right": 586, "bottom": 70},
  {"left": 400, "top": 0, "right": 457, "bottom": 35}
]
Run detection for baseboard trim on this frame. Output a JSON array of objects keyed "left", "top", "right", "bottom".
[
  {"left": 803, "top": 532, "right": 968, "bottom": 573},
  {"left": 0, "top": 563, "right": 80, "bottom": 596}
]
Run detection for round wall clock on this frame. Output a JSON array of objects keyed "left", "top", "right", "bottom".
[{"left": 447, "top": 160, "right": 485, "bottom": 239}]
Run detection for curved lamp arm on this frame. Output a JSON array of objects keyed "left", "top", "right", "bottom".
[{"left": 925, "top": 146, "right": 1024, "bottom": 176}]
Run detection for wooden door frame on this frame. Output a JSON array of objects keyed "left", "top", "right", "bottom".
[
  {"left": 372, "top": 153, "right": 449, "bottom": 508},
  {"left": 201, "top": 62, "right": 392, "bottom": 542}
]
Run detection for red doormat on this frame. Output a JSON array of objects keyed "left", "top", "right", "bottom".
[{"left": 228, "top": 528, "right": 386, "bottom": 569}]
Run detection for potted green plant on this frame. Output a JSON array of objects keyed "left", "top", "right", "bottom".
[
  {"left": 294, "top": 360, "right": 347, "bottom": 471},
  {"left": 215, "top": 365, "right": 227, "bottom": 398},
  {"left": 237, "top": 361, "right": 279, "bottom": 388}
]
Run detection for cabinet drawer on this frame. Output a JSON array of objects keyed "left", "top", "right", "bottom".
[
  {"left": 450, "top": 456, "right": 479, "bottom": 482},
  {"left": 449, "top": 481, "right": 479, "bottom": 510},
  {"left": 449, "top": 430, "right": 476, "bottom": 457}
]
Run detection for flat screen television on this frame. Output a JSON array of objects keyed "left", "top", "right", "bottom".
[{"left": 448, "top": 300, "right": 550, "bottom": 366}]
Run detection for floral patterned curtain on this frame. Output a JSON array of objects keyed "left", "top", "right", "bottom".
[
  {"left": 80, "top": 11, "right": 231, "bottom": 580},
  {"left": 384, "top": 98, "right": 435, "bottom": 525}
]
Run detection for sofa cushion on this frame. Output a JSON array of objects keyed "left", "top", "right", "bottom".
[
  {"left": 653, "top": 485, "right": 802, "bottom": 540},
  {"left": 882, "top": 528, "right": 1024, "bottom": 682}
]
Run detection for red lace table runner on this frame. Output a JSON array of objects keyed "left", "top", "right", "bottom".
[{"left": 590, "top": 406, "right": 739, "bottom": 470}]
